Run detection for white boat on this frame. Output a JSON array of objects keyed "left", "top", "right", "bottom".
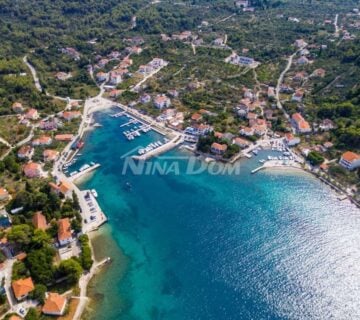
[
  {"left": 70, "top": 171, "right": 78, "bottom": 177},
  {"left": 259, "top": 159, "right": 266, "bottom": 163},
  {"left": 91, "top": 189, "right": 98, "bottom": 197},
  {"left": 90, "top": 161, "right": 96, "bottom": 166},
  {"left": 79, "top": 164, "right": 90, "bottom": 172}
]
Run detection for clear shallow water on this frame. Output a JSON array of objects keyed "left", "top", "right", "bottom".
[{"left": 74, "top": 110, "right": 360, "bottom": 320}]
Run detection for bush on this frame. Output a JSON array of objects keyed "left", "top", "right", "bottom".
[
  {"left": 78, "top": 235, "right": 93, "bottom": 271},
  {"left": 307, "top": 151, "right": 324, "bottom": 166},
  {"left": 31, "top": 284, "right": 47, "bottom": 304}
]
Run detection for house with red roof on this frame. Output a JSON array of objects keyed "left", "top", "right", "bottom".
[
  {"left": 32, "top": 135, "right": 52, "bottom": 146},
  {"left": 291, "top": 113, "right": 311, "bottom": 134},
  {"left": 55, "top": 133, "right": 74, "bottom": 141},
  {"left": 191, "top": 113, "right": 202, "bottom": 122},
  {"left": 32, "top": 212, "right": 48, "bottom": 230},
  {"left": 210, "top": 143, "right": 228, "bottom": 155},
  {"left": 12, "top": 277, "right": 34, "bottom": 301},
  {"left": 43, "top": 149, "right": 59, "bottom": 162},
  {"left": 24, "top": 108, "right": 39, "bottom": 120},
  {"left": 154, "top": 94, "right": 171, "bottom": 109},
  {"left": 284, "top": 133, "right": 300, "bottom": 146},
  {"left": 339, "top": 151, "right": 360, "bottom": 170},
  {"left": 62, "top": 111, "right": 81, "bottom": 121},
  {"left": 252, "top": 124, "right": 267, "bottom": 136},
  {"left": 49, "top": 180, "right": 73, "bottom": 198},
  {"left": 42, "top": 292, "right": 67, "bottom": 316},
  {"left": 58, "top": 218, "right": 73, "bottom": 246},
  {"left": 23, "top": 162, "right": 42, "bottom": 178},
  {"left": 0, "top": 187, "right": 9, "bottom": 201},
  {"left": 232, "top": 137, "right": 250, "bottom": 148},
  {"left": 55, "top": 134, "right": 74, "bottom": 142},
  {"left": 240, "top": 126, "right": 255, "bottom": 136},
  {"left": 17, "top": 145, "right": 34, "bottom": 159},
  {"left": 109, "top": 89, "right": 122, "bottom": 98}
]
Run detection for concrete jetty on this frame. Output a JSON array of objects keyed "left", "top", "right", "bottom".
[
  {"left": 69, "top": 164, "right": 101, "bottom": 181},
  {"left": 132, "top": 134, "right": 183, "bottom": 160},
  {"left": 251, "top": 166, "right": 264, "bottom": 174},
  {"left": 79, "top": 190, "right": 107, "bottom": 232},
  {"left": 251, "top": 160, "right": 302, "bottom": 174}
]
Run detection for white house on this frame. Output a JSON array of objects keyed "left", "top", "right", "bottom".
[
  {"left": 339, "top": 151, "right": 360, "bottom": 170},
  {"left": 109, "top": 72, "right": 122, "bottom": 85},
  {"left": 154, "top": 94, "right": 171, "bottom": 109}
]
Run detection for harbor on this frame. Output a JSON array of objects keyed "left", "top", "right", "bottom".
[
  {"left": 109, "top": 107, "right": 163, "bottom": 141},
  {"left": 79, "top": 106, "right": 360, "bottom": 320},
  {"left": 106, "top": 105, "right": 185, "bottom": 159}
]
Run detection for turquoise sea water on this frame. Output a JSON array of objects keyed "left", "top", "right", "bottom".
[{"left": 73, "top": 109, "right": 360, "bottom": 320}]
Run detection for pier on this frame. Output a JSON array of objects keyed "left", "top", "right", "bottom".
[
  {"left": 69, "top": 163, "right": 101, "bottom": 182},
  {"left": 120, "top": 118, "right": 138, "bottom": 127},
  {"left": 79, "top": 189, "right": 107, "bottom": 233},
  {"left": 251, "top": 166, "right": 264, "bottom": 174},
  {"left": 123, "top": 124, "right": 152, "bottom": 140},
  {"left": 251, "top": 160, "right": 303, "bottom": 174},
  {"left": 115, "top": 104, "right": 170, "bottom": 136},
  {"left": 110, "top": 111, "right": 126, "bottom": 118},
  {"left": 132, "top": 134, "right": 184, "bottom": 160}
]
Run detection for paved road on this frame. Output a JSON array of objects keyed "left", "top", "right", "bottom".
[
  {"left": 131, "top": 63, "right": 168, "bottom": 92},
  {"left": 72, "top": 258, "right": 110, "bottom": 320},
  {"left": 0, "top": 137, "right": 11, "bottom": 148},
  {"left": 334, "top": 14, "right": 340, "bottom": 36},
  {"left": 275, "top": 46, "right": 306, "bottom": 120},
  {"left": 23, "top": 56, "right": 42, "bottom": 92}
]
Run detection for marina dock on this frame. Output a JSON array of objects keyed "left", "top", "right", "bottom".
[
  {"left": 115, "top": 104, "right": 170, "bottom": 136},
  {"left": 120, "top": 118, "right": 138, "bottom": 127},
  {"left": 69, "top": 163, "right": 101, "bottom": 181},
  {"left": 132, "top": 134, "right": 183, "bottom": 160}
]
